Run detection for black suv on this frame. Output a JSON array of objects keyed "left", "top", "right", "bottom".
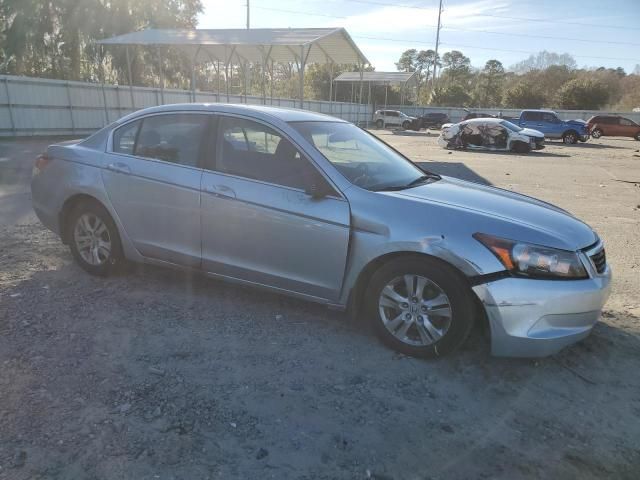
[{"left": 415, "top": 112, "right": 450, "bottom": 130}]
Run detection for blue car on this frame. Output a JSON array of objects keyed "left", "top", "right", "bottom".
[{"left": 518, "top": 110, "right": 590, "bottom": 144}]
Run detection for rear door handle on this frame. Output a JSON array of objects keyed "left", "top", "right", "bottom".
[
  {"left": 106, "top": 162, "right": 131, "bottom": 175},
  {"left": 204, "top": 184, "right": 236, "bottom": 199}
]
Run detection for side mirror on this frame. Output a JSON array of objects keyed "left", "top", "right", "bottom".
[{"left": 305, "top": 178, "right": 334, "bottom": 199}]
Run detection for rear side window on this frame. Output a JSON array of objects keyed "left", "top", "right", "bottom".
[
  {"left": 522, "top": 111, "right": 542, "bottom": 121},
  {"left": 113, "top": 120, "right": 140, "bottom": 155},
  {"left": 135, "top": 114, "right": 208, "bottom": 167}
]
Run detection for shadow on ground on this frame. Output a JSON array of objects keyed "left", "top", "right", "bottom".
[{"left": 418, "top": 161, "right": 493, "bottom": 185}]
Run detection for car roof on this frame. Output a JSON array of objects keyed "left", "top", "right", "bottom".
[
  {"left": 116, "top": 103, "right": 345, "bottom": 125},
  {"left": 463, "top": 118, "right": 505, "bottom": 124}
]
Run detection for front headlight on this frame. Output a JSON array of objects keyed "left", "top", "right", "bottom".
[{"left": 473, "top": 233, "right": 588, "bottom": 279}]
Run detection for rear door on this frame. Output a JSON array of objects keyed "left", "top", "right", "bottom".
[
  {"left": 200, "top": 114, "right": 351, "bottom": 302},
  {"left": 619, "top": 118, "right": 638, "bottom": 137},
  {"left": 102, "top": 112, "right": 209, "bottom": 267}
]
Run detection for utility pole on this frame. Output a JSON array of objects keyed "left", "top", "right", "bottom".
[
  {"left": 432, "top": 0, "right": 443, "bottom": 85},
  {"left": 246, "top": 0, "right": 250, "bottom": 29}
]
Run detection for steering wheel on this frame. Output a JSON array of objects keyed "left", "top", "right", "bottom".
[{"left": 352, "top": 163, "right": 371, "bottom": 187}]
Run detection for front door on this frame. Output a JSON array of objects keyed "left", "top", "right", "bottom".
[
  {"left": 102, "top": 112, "right": 209, "bottom": 267},
  {"left": 200, "top": 115, "right": 351, "bottom": 302}
]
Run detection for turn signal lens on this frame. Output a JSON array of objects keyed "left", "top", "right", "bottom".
[{"left": 33, "top": 153, "right": 51, "bottom": 175}]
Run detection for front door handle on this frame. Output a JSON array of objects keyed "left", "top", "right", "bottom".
[
  {"left": 106, "top": 162, "right": 131, "bottom": 175},
  {"left": 204, "top": 184, "right": 236, "bottom": 199}
]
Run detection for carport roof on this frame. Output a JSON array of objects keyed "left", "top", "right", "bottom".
[
  {"left": 333, "top": 71, "right": 417, "bottom": 86},
  {"left": 97, "top": 28, "right": 369, "bottom": 65}
]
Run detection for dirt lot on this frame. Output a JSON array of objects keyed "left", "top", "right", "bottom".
[{"left": 1, "top": 133, "right": 639, "bottom": 479}]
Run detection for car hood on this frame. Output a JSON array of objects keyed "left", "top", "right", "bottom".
[
  {"left": 520, "top": 127, "right": 544, "bottom": 138},
  {"left": 386, "top": 176, "right": 596, "bottom": 250}
]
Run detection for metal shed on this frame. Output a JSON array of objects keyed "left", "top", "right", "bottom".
[
  {"left": 97, "top": 28, "right": 369, "bottom": 108},
  {"left": 332, "top": 71, "right": 418, "bottom": 109}
]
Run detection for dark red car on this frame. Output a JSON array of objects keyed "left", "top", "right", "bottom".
[{"left": 587, "top": 115, "right": 640, "bottom": 140}]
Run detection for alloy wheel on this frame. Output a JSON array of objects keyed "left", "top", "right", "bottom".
[
  {"left": 563, "top": 133, "right": 577, "bottom": 144},
  {"left": 378, "top": 274, "right": 452, "bottom": 346},
  {"left": 73, "top": 213, "right": 112, "bottom": 266}
]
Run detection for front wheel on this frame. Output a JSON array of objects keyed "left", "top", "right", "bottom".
[
  {"left": 365, "top": 257, "right": 476, "bottom": 358},
  {"left": 562, "top": 131, "right": 578, "bottom": 144},
  {"left": 591, "top": 128, "right": 602, "bottom": 139},
  {"left": 68, "top": 201, "right": 123, "bottom": 276},
  {"left": 402, "top": 120, "right": 411, "bottom": 130},
  {"left": 375, "top": 119, "right": 384, "bottom": 128},
  {"left": 635, "top": 132, "right": 640, "bottom": 141},
  {"left": 512, "top": 141, "right": 531, "bottom": 154}
]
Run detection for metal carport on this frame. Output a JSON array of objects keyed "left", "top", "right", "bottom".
[
  {"left": 332, "top": 71, "right": 418, "bottom": 110},
  {"left": 97, "top": 28, "right": 369, "bottom": 109}
]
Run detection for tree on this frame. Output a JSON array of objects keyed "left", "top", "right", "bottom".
[
  {"left": 556, "top": 78, "right": 610, "bottom": 109},
  {"left": 430, "top": 84, "right": 471, "bottom": 107},
  {"left": 511, "top": 50, "right": 577, "bottom": 73},
  {"left": 472, "top": 59, "right": 504, "bottom": 107},
  {"left": 502, "top": 81, "right": 545, "bottom": 108},
  {"left": 395, "top": 49, "right": 417, "bottom": 72},
  {"left": 440, "top": 50, "right": 471, "bottom": 85}
]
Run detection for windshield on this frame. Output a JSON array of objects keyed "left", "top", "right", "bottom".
[
  {"left": 501, "top": 120, "right": 523, "bottom": 132},
  {"left": 290, "top": 121, "right": 430, "bottom": 191}
]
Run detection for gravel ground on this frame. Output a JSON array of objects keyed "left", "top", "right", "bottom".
[{"left": 1, "top": 133, "right": 639, "bottom": 479}]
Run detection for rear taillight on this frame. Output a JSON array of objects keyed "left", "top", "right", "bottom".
[{"left": 33, "top": 153, "right": 51, "bottom": 175}]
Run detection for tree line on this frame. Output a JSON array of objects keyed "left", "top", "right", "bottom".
[{"left": 395, "top": 48, "right": 640, "bottom": 111}]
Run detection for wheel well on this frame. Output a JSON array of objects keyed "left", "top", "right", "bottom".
[
  {"left": 348, "top": 251, "right": 473, "bottom": 319},
  {"left": 59, "top": 194, "right": 104, "bottom": 244}
]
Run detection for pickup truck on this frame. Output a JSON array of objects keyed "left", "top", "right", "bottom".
[{"left": 516, "top": 110, "right": 589, "bottom": 144}]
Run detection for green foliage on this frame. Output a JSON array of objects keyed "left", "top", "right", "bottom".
[
  {"left": 0, "top": 0, "right": 203, "bottom": 84},
  {"left": 430, "top": 84, "right": 471, "bottom": 107},
  {"left": 502, "top": 82, "right": 546, "bottom": 108},
  {"left": 556, "top": 78, "right": 610, "bottom": 110}
]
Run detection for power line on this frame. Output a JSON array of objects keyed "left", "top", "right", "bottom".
[
  {"left": 342, "top": 1, "right": 640, "bottom": 31},
  {"left": 252, "top": 4, "right": 640, "bottom": 46},
  {"left": 442, "top": 26, "right": 640, "bottom": 47},
  {"left": 355, "top": 35, "right": 639, "bottom": 63},
  {"left": 252, "top": 5, "right": 346, "bottom": 19}
]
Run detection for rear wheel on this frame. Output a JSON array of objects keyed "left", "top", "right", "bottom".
[
  {"left": 591, "top": 128, "right": 602, "bottom": 139},
  {"left": 365, "top": 257, "right": 475, "bottom": 358},
  {"left": 562, "top": 131, "right": 578, "bottom": 144},
  {"left": 68, "top": 201, "right": 122, "bottom": 276}
]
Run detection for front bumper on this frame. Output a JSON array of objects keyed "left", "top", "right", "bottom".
[{"left": 473, "top": 265, "right": 612, "bottom": 357}]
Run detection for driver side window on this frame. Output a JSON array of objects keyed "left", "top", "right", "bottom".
[{"left": 216, "top": 116, "right": 330, "bottom": 192}]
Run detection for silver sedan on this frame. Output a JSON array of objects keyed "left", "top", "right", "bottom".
[{"left": 31, "top": 104, "right": 611, "bottom": 358}]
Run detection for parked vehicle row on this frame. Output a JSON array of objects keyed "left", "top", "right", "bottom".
[
  {"left": 32, "top": 103, "right": 611, "bottom": 359},
  {"left": 376, "top": 108, "right": 640, "bottom": 143}
]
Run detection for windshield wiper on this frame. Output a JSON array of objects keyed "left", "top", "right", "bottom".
[{"left": 373, "top": 174, "right": 440, "bottom": 191}]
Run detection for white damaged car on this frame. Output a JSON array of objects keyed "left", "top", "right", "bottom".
[{"left": 438, "top": 118, "right": 545, "bottom": 153}]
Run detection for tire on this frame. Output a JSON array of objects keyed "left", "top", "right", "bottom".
[
  {"left": 402, "top": 121, "right": 410, "bottom": 130},
  {"left": 562, "top": 131, "right": 578, "bottom": 144},
  {"left": 635, "top": 133, "right": 640, "bottom": 141},
  {"left": 67, "top": 201, "right": 123, "bottom": 276},
  {"left": 512, "top": 141, "right": 531, "bottom": 154},
  {"left": 591, "top": 128, "right": 602, "bottom": 139},
  {"left": 375, "top": 119, "right": 384, "bottom": 128},
  {"left": 364, "top": 257, "right": 476, "bottom": 358}
]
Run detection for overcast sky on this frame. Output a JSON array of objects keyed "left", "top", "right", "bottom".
[{"left": 198, "top": 0, "right": 640, "bottom": 73}]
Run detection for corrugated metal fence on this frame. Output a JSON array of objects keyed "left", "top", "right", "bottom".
[
  {"left": 0, "top": 74, "right": 372, "bottom": 137},
  {"left": 2, "top": 74, "right": 638, "bottom": 136}
]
